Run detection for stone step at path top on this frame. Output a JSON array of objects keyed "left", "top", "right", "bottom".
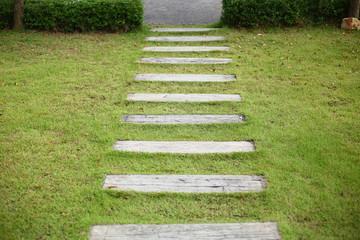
[
  {"left": 127, "top": 93, "right": 241, "bottom": 102},
  {"left": 146, "top": 36, "right": 225, "bottom": 42},
  {"left": 90, "top": 222, "right": 281, "bottom": 240},
  {"left": 122, "top": 114, "right": 245, "bottom": 124},
  {"left": 150, "top": 28, "right": 220, "bottom": 32},
  {"left": 113, "top": 140, "right": 255, "bottom": 153},
  {"left": 143, "top": 0, "right": 222, "bottom": 25},
  {"left": 139, "top": 57, "right": 232, "bottom": 64},
  {"left": 103, "top": 175, "right": 266, "bottom": 193},
  {"left": 134, "top": 74, "right": 236, "bottom": 82},
  {"left": 143, "top": 46, "right": 230, "bottom": 52}
]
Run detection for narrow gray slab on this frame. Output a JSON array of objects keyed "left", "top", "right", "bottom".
[
  {"left": 150, "top": 28, "right": 219, "bottom": 32},
  {"left": 90, "top": 222, "right": 280, "bottom": 240},
  {"left": 103, "top": 175, "right": 266, "bottom": 193},
  {"left": 127, "top": 93, "right": 241, "bottom": 102},
  {"left": 139, "top": 58, "right": 232, "bottom": 64},
  {"left": 143, "top": 46, "right": 230, "bottom": 52},
  {"left": 134, "top": 74, "right": 236, "bottom": 82},
  {"left": 113, "top": 141, "right": 255, "bottom": 153},
  {"left": 122, "top": 114, "right": 245, "bottom": 124},
  {"left": 146, "top": 36, "right": 225, "bottom": 42}
]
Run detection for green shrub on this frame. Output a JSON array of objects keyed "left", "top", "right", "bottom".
[
  {"left": 0, "top": 0, "right": 13, "bottom": 29},
  {"left": 23, "top": 0, "right": 143, "bottom": 32},
  {"left": 222, "top": 0, "right": 348, "bottom": 28}
]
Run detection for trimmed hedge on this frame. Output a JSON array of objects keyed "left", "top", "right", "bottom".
[
  {"left": 0, "top": 0, "right": 13, "bottom": 29},
  {"left": 24, "top": 0, "right": 143, "bottom": 32},
  {"left": 222, "top": 0, "right": 348, "bottom": 28},
  {"left": 1, "top": 0, "right": 143, "bottom": 32}
]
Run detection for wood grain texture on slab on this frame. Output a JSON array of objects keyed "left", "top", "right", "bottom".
[
  {"left": 113, "top": 140, "right": 255, "bottom": 153},
  {"left": 146, "top": 36, "right": 225, "bottom": 41},
  {"left": 122, "top": 114, "right": 245, "bottom": 124},
  {"left": 90, "top": 222, "right": 280, "bottom": 240},
  {"left": 103, "top": 175, "right": 266, "bottom": 192},
  {"left": 127, "top": 93, "right": 241, "bottom": 102},
  {"left": 139, "top": 57, "right": 232, "bottom": 64},
  {"left": 143, "top": 46, "right": 230, "bottom": 52},
  {"left": 134, "top": 74, "right": 236, "bottom": 82}
]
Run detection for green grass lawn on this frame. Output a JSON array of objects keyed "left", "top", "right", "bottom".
[{"left": 0, "top": 25, "right": 359, "bottom": 239}]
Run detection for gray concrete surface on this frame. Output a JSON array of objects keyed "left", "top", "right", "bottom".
[
  {"left": 90, "top": 222, "right": 281, "bottom": 240},
  {"left": 127, "top": 93, "right": 241, "bottom": 102},
  {"left": 143, "top": 46, "right": 230, "bottom": 52},
  {"left": 134, "top": 74, "right": 236, "bottom": 82},
  {"left": 143, "top": 0, "right": 222, "bottom": 25},
  {"left": 113, "top": 140, "right": 255, "bottom": 153},
  {"left": 138, "top": 58, "right": 233, "bottom": 64},
  {"left": 103, "top": 175, "right": 266, "bottom": 192},
  {"left": 122, "top": 114, "right": 245, "bottom": 124},
  {"left": 146, "top": 36, "right": 225, "bottom": 42}
]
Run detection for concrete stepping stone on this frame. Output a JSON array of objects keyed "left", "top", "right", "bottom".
[
  {"left": 139, "top": 58, "right": 232, "bottom": 64},
  {"left": 146, "top": 36, "right": 225, "bottom": 42},
  {"left": 90, "top": 222, "right": 280, "bottom": 240},
  {"left": 103, "top": 175, "right": 266, "bottom": 193},
  {"left": 113, "top": 140, "right": 255, "bottom": 153},
  {"left": 143, "top": 46, "right": 230, "bottom": 52},
  {"left": 127, "top": 93, "right": 241, "bottom": 102},
  {"left": 150, "top": 28, "right": 220, "bottom": 32},
  {"left": 122, "top": 114, "right": 245, "bottom": 124},
  {"left": 134, "top": 74, "right": 236, "bottom": 82}
]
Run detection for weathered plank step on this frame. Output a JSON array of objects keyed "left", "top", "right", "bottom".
[
  {"left": 139, "top": 57, "right": 232, "bottom": 64},
  {"left": 122, "top": 114, "right": 245, "bottom": 124},
  {"left": 90, "top": 222, "right": 281, "bottom": 240},
  {"left": 113, "top": 141, "right": 255, "bottom": 153},
  {"left": 150, "top": 28, "right": 220, "bottom": 32},
  {"left": 127, "top": 93, "right": 241, "bottom": 102},
  {"left": 103, "top": 175, "right": 266, "bottom": 192},
  {"left": 143, "top": 46, "right": 230, "bottom": 52},
  {"left": 146, "top": 36, "right": 225, "bottom": 42},
  {"left": 90, "top": 222, "right": 279, "bottom": 240},
  {"left": 134, "top": 74, "right": 236, "bottom": 82}
]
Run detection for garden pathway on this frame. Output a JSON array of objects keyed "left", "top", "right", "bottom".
[
  {"left": 122, "top": 114, "right": 245, "bottom": 124},
  {"left": 91, "top": 223, "right": 280, "bottom": 240},
  {"left": 143, "top": 0, "right": 222, "bottom": 25},
  {"left": 91, "top": 28, "right": 281, "bottom": 239}
]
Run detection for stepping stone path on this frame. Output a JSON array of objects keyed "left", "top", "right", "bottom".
[
  {"left": 90, "top": 222, "right": 280, "bottom": 240},
  {"left": 103, "top": 175, "right": 266, "bottom": 192},
  {"left": 134, "top": 74, "right": 236, "bottom": 82},
  {"left": 122, "top": 114, "right": 245, "bottom": 124},
  {"left": 139, "top": 57, "right": 233, "bottom": 64},
  {"left": 113, "top": 140, "right": 255, "bottom": 153},
  {"left": 146, "top": 36, "right": 225, "bottom": 41},
  {"left": 143, "top": 46, "right": 230, "bottom": 52},
  {"left": 127, "top": 93, "right": 241, "bottom": 102},
  {"left": 93, "top": 27, "right": 281, "bottom": 239}
]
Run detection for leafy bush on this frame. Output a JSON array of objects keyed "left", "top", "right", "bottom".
[
  {"left": 0, "top": 0, "right": 13, "bottom": 29},
  {"left": 23, "top": 0, "right": 143, "bottom": 32},
  {"left": 222, "top": 0, "right": 348, "bottom": 28}
]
